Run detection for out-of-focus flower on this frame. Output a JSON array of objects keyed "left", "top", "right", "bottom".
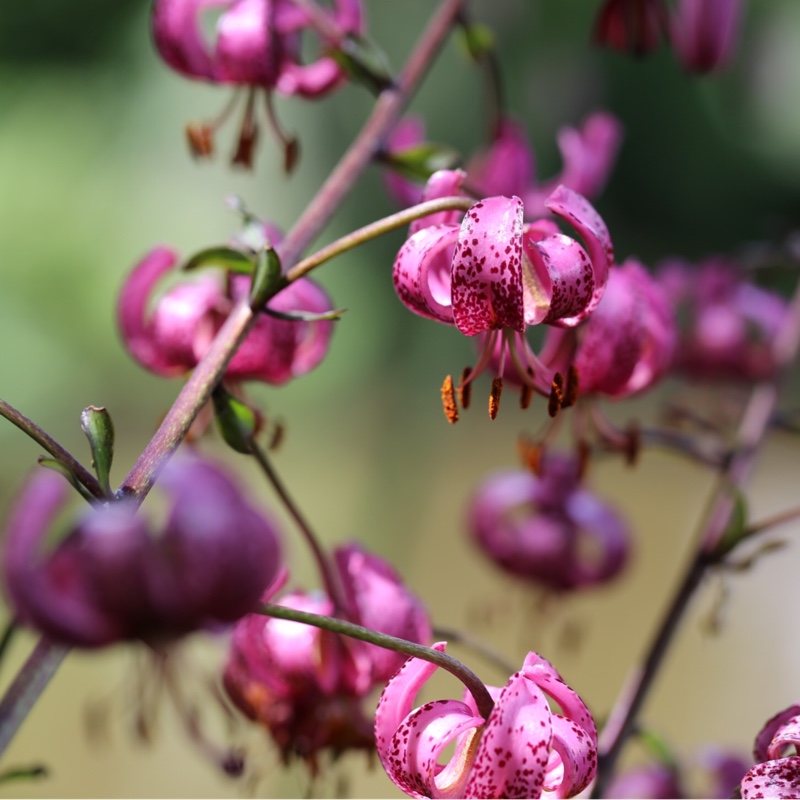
[
  {"left": 468, "top": 452, "right": 629, "bottom": 592},
  {"left": 604, "top": 763, "right": 684, "bottom": 798},
  {"left": 593, "top": 0, "right": 744, "bottom": 74},
  {"left": 223, "top": 543, "right": 430, "bottom": 771},
  {"left": 670, "top": 0, "right": 744, "bottom": 73},
  {"left": 393, "top": 169, "right": 613, "bottom": 419},
  {"left": 3, "top": 458, "right": 283, "bottom": 647},
  {"left": 375, "top": 644, "right": 597, "bottom": 798},
  {"left": 741, "top": 705, "right": 800, "bottom": 798},
  {"left": 118, "top": 242, "right": 334, "bottom": 385},
  {"left": 657, "top": 256, "right": 787, "bottom": 382},
  {"left": 151, "top": 0, "right": 364, "bottom": 164},
  {"left": 382, "top": 116, "right": 428, "bottom": 207}
]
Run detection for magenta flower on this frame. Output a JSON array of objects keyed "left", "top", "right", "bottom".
[
  {"left": 670, "top": 0, "right": 744, "bottom": 73},
  {"left": 151, "top": 0, "right": 364, "bottom": 163},
  {"left": 658, "top": 256, "right": 787, "bottom": 382},
  {"left": 375, "top": 643, "right": 597, "bottom": 798},
  {"left": 118, "top": 245, "right": 334, "bottom": 384},
  {"left": 741, "top": 705, "right": 800, "bottom": 798},
  {"left": 468, "top": 453, "right": 629, "bottom": 592},
  {"left": 593, "top": 0, "right": 669, "bottom": 57},
  {"left": 393, "top": 169, "right": 613, "bottom": 418},
  {"left": 2, "top": 458, "right": 283, "bottom": 647},
  {"left": 382, "top": 116, "right": 428, "bottom": 207},
  {"left": 223, "top": 543, "right": 431, "bottom": 770}
]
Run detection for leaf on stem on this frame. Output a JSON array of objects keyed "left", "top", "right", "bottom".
[
  {"left": 249, "top": 246, "right": 284, "bottom": 309},
  {"left": 182, "top": 246, "right": 255, "bottom": 275},
  {"left": 330, "top": 33, "right": 394, "bottom": 95},
  {"left": 381, "top": 143, "right": 461, "bottom": 183},
  {"left": 37, "top": 456, "right": 95, "bottom": 503},
  {"left": 80, "top": 406, "right": 114, "bottom": 497},
  {"left": 212, "top": 386, "right": 257, "bottom": 455},
  {"left": 457, "top": 21, "right": 496, "bottom": 62}
]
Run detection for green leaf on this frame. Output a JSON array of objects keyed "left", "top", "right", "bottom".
[
  {"left": 383, "top": 143, "right": 462, "bottom": 183},
  {"left": 250, "top": 246, "right": 284, "bottom": 309},
  {"left": 212, "top": 386, "right": 257, "bottom": 455},
  {"left": 183, "top": 246, "right": 255, "bottom": 275},
  {"left": 712, "top": 487, "right": 749, "bottom": 561},
  {"left": 263, "top": 306, "right": 346, "bottom": 323},
  {"left": 330, "top": 33, "right": 394, "bottom": 95},
  {"left": 457, "top": 21, "right": 496, "bottom": 61},
  {"left": 80, "top": 406, "right": 114, "bottom": 496},
  {"left": 638, "top": 729, "right": 678, "bottom": 768},
  {"left": 0, "top": 765, "right": 48, "bottom": 784},
  {"left": 36, "top": 457, "right": 95, "bottom": 503}
]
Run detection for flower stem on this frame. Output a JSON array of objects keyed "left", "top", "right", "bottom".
[
  {"left": 119, "top": 0, "right": 467, "bottom": 504},
  {"left": 740, "top": 506, "right": 800, "bottom": 542},
  {"left": 257, "top": 602, "right": 495, "bottom": 721},
  {"left": 593, "top": 278, "right": 800, "bottom": 797},
  {"left": 249, "top": 440, "right": 347, "bottom": 613},
  {"left": 0, "top": 398, "right": 103, "bottom": 500},
  {"left": 285, "top": 196, "right": 473, "bottom": 283}
]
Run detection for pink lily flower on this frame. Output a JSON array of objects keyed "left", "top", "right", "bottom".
[
  {"left": 741, "top": 705, "right": 800, "bottom": 798},
  {"left": 151, "top": 0, "right": 364, "bottom": 163},
  {"left": 3, "top": 458, "right": 283, "bottom": 647},
  {"left": 393, "top": 169, "right": 613, "bottom": 418},
  {"left": 468, "top": 453, "right": 630, "bottom": 592},
  {"left": 375, "top": 643, "right": 597, "bottom": 798},
  {"left": 670, "top": 0, "right": 744, "bottom": 74},
  {"left": 223, "top": 542, "right": 431, "bottom": 771},
  {"left": 118, "top": 245, "right": 334, "bottom": 385}
]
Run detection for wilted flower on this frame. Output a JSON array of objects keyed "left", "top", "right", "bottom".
[
  {"left": 393, "top": 169, "right": 613, "bottom": 419},
  {"left": 118, "top": 243, "right": 334, "bottom": 385},
  {"left": 468, "top": 452, "right": 629, "bottom": 592},
  {"left": 741, "top": 705, "right": 800, "bottom": 798},
  {"left": 658, "top": 256, "right": 787, "bottom": 382},
  {"left": 223, "top": 543, "right": 431, "bottom": 771},
  {"left": 375, "top": 643, "right": 597, "bottom": 798},
  {"left": 151, "top": 0, "right": 364, "bottom": 164},
  {"left": 3, "top": 458, "right": 283, "bottom": 647}
]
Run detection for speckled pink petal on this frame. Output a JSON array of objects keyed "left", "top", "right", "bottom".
[
  {"left": 463, "top": 670, "right": 553, "bottom": 799},
  {"left": 390, "top": 701, "right": 484, "bottom": 799},
  {"left": 755, "top": 707, "right": 800, "bottom": 762},
  {"left": 545, "top": 186, "right": 613, "bottom": 319},
  {"left": 393, "top": 225, "right": 458, "bottom": 325},
  {"left": 451, "top": 196, "right": 525, "bottom": 336},
  {"left": 151, "top": 0, "right": 222, "bottom": 81},
  {"left": 375, "top": 642, "right": 450, "bottom": 796},
  {"left": 767, "top": 716, "right": 800, "bottom": 761},
  {"left": 544, "top": 713, "right": 597, "bottom": 797},
  {"left": 410, "top": 169, "right": 467, "bottom": 234},
  {"left": 741, "top": 758, "right": 800, "bottom": 799}
]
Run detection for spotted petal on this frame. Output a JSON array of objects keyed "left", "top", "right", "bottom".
[
  {"left": 451, "top": 196, "right": 525, "bottom": 336},
  {"left": 741, "top": 758, "right": 800, "bottom": 799}
]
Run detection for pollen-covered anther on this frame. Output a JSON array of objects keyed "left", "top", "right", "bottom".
[
  {"left": 489, "top": 377, "right": 503, "bottom": 420},
  {"left": 563, "top": 364, "right": 579, "bottom": 409},
  {"left": 458, "top": 366, "right": 473, "bottom": 410},
  {"left": 548, "top": 373, "right": 564, "bottom": 418},
  {"left": 441, "top": 375, "right": 460, "bottom": 424},
  {"left": 185, "top": 122, "right": 214, "bottom": 158}
]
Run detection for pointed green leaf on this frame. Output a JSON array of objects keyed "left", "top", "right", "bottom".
[
  {"left": 457, "top": 21, "right": 496, "bottom": 61},
  {"left": 79, "top": 406, "right": 114, "bottom": 496},
  {"left": 37, "top": 457, "right": 95, "bottom": 503},
  {"left": 383, "top": 142, "right": 462, "bottom": 183},
  {"left": 183, "top": 246, "right": 255, "bottom": 275},
  {"left": 330, "top": 33, "right": 394, "bottom": 95},
  {"left": 212, "top": 386, "right": 257, "bottom": 455},
  {"left": 250, "top": 247, "right": 285, "bottom": 309},
  {"left": 0, "top": 765, "right": 48, "bottom": 784},
  {"left": 712, "top": 488, "right": 749, "bottom": 561}
]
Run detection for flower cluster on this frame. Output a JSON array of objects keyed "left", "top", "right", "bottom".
[
  {"left": 375, "top": 644, "right": 597, "bottom": 799},
  {"left": 118, "top": 242, "right": 334, "bottom": 385},
  {"left": 2, "top": 458, "right": 282, "bottom": 647},
  {"left": 222, "top": 543, "right": 430, "bottom": 770},
  {"left": 468, "top": 452, "right": 630, "bottom": 592}
]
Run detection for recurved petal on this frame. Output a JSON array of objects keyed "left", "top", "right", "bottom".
[
  {"left": 463, "top": 670, "right": 553, "bottom": 799},
  {"left": 151, "top": 0, "right": 221, "bottom": 80},
  {"left": 741, "top": 758, "right": 800, "bottom": 799},
  {"left": 410, "top": 169, "right": 467, "bottom": 234},
  {"left": 452, "top": 196, "right": 525, "bottom": 336},
  {"left": 393, "top": 225, "right": 458, "bottom": 324},
  {"left": 545, "top": 186, "right": 613, "bottom": 319},
  {"left": 544, "top": 713, "right": 598, "bottom": 797},
  {"left": 755, "top": 707, "right": 800, "bottom": 762}
]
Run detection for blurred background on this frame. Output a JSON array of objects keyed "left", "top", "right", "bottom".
[{"left": 0, "top": 0, "right": 800, "bottom": 796}]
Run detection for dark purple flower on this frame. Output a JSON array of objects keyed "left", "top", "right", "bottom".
[
  {"left": 3, "top": 458, "right": 283, "bottom": 647},
  {"left": 468, "top": 453, "right": 630, "bottom": 592}
]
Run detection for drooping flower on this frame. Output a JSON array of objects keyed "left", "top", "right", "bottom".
[
  {"left": 593, "top": 0, "right": 669, "bottom": 57},
  {"left": 151, "top": 0, "right": 364, "bottom": 164},
  {"left": 223, "top": 542, "right": 431, "bottom": 771},
  {"left": 375, "top": 643, "right": 597, "bottom": 799},
  {"left": 657, "top": 256, "right": 787, "bottom": 382},
  {"left": 118, "top": 242, "right": 334, "bottom": 385},
  {"left": 3, "top": 457, "right": 283, "bottom": 647},
  {"left": 393, "top": 169, "right": 613, "bottom": 420},
  {"left": 741, "top": 705, "right": 800, "bottom": 798},
  {"left": 468, "top": 452, "right": 630, "bottom": 592}
]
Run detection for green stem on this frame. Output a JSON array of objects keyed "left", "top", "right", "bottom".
[
  {"left": 285, "top": 196, "right": 473, "bottom": 283},
  {"left": 257, "top": 602, "right": 495, "bottom": 721},
  {"left": 249, "top": 440, "right": 347, "bottom": 613},
  {"left": 0, "top": 398, "right": 103, "bottom": 500}
]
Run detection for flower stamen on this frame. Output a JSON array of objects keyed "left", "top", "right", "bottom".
[{"left": 441, "top": 375, "right": 460, "bottom": 424}]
